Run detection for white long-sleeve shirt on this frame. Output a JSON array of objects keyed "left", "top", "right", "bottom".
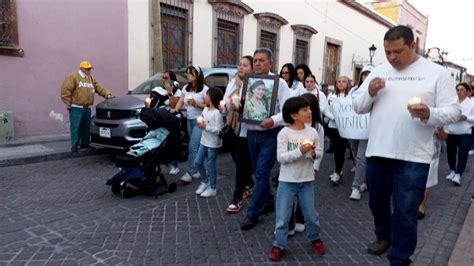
[
  {"left": 200, "top": 107, "right": 224, "bottom": 148},
  {"left": 313, "top": 123, "right": 325, "bottom": 171},
  {"left": 352, "top": 57, "right": 461, "bottom": 164},
  {"left": 277, "top": 125, "right": 319, "bottom": 183},
  {"left": 448, "top": 98, "right": 474, "bottom": 135}
]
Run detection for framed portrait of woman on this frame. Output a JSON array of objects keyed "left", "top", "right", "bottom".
[{"left": 241, "top": 74, "right": 279, "bottom": 124}]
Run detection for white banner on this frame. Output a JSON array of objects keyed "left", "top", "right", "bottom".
[{"left": 329, "top": 95, "right": 370, "bottom": 140}]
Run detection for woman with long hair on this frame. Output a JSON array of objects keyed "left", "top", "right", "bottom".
[
  {"left": 445, "top": 82, "right": 474, "bottom": 185},
  {"left": 224, "top": 55, "right": 255, "bottom": 213},
  {"left": 295, "top": 64, "right": 313, "bottom": 85},
  {"left": 172, "top": 65, "right": 209, "bottom": 183},
  {"left": 280, "top": 63, "right": 304, "bottom": 92},
  {"left": 327, "top": 76, "right": 352, "bottom": 185}
]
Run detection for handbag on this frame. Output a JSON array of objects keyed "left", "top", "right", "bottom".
[{"left": 218, "top": 124, "right": 233, "bottom": 138}]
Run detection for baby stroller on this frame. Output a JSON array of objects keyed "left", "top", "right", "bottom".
[{"left": 106, "top": 107, "right": 179, "bottom": 198}]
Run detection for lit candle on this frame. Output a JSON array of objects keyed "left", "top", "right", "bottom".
[
  {"left": 219, "top": 100, "right": 225, "bottom": 109},
  {"left": 197, "top": 116, "right": 204, "bottom": 124},
  {"left": 408, "top": 97, "right": 422, "bottom": 106},
  {"left": 302, "top": 139, "right": 313, "bottom": 146},
  {"left": 231, "top": 95, "right": 241, "bottom": 107}
]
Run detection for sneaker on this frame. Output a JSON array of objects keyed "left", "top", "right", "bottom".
[
  {"left": 268, "top": 246, "right": 282, "bottom": 261},
  {"left": 200, "top": 187, "right": 217, "bottom": 197},
  {"left": 195, "top": 182, "right": 209, "bottom": 195},
  {"left": 312, "top": 239, "right": 325, "bottom": 255},
  {"left": 329, "top": 172, "right": 338, "bottom": 179},
  {"left": 367, "top": 239, "right": 390, "bottom": 255},
  {"left": 446, "top": 171, "right": 456, "bottom": 181},
  {"left": 351, "top": 166, "right": 356, "bottom": 173},
  {"left": 169, "top": 166, "right": 180, "bottom": 175},
  {"left": 360, "top": 183, "right": 368, "bottom": 192},
  {"left": 240, "top": 217, "right": 258, "bottom": 230},
  {"left": 452, "top": 173, "right": 461, "bottom": 186},
  {"left": 274, "top": 229, "right": 295, "bottom": 236},
  {"left": 331, "top": 173, "right": 341, "bottom": 186},
  {"left": 469, "top": 150, "right": 474, "bottom": 156},
  {"left": 192, "top": 172, "right": 201, "bottom": 179},
  {"left": 226, "top": 201, "right": 242, "bottom": 213},
  {"left": 180, "top": 173, "right": 192, "bottom": 183},
  {"left": 350, "top": 188, "right": 361, "bottom": 201},
  {"left": 294, "top": 223, "right": 305, "bottom": 232},
  {"left": 71, "top": 146, "right": 78, "bottom": 152}
]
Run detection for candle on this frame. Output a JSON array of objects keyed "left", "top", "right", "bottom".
[
  {"left": 231, "top": 95, "right": 241, "bottom": 107},
  {"left": 408, "top": 97, "right": 422, "bottom": 106},
  {"left": 188, "top": 95, "right": 193, "bottom": 100},
  {"left": 219, "top": 100, "right": 225, "bottom": 109},
  {"left": 302, "top": 139, "right": 313, "bottom": 146},
  {"left": 197, "top": 116, "right": 204, "bottom": 124}
]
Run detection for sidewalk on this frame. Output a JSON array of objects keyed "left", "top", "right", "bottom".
[{"left": 0, "top": 135, "right": 103, "bottom": 168}]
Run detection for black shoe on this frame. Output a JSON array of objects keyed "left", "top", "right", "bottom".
[
  {"left": 80, "top": 145, "right": 94, "bottom": 150},
  {"left": 241, "top": 217, "right": 258, "bottom": 230},
  {"left": 367, "top": 239, "right": 390, "bottom": 255},
  {"left": 261, "top": 203, "right": 275, "bottom": 215},
  {"left": 417, "top": 211, "right": 425, "bottom": 220},
  {"left": 71, "top": 146, "right": 78, "bottom": 152}
]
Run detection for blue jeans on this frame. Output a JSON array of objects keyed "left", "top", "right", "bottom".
[
  {"left": 273, "top": 181, "right": 321, "bottom": 249},
  {"left": 366, "top": 157, "right": 429, "bottom": 265},
  {"left": 446, "top": 134, "right": 471, "bottom": 175},
  {"left": 69, "top": 107, "right": 91, "bottom": 148},
  {"left": 194, "top": 145, "right": 218, "bottom": 189},
  {"left": 246, "top": 128, "right": 280, "bottom": 220},
  {"left": 186, "top": 118, "right": 202, "bottom": 175}
]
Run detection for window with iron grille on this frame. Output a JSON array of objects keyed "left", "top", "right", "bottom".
[
  {"left": 0, "top": 0, "right": 23, "bottom": 57},
  {"left": 217, "top": 19, "right": 238, "bottom": 66},
  {"left": 295, "top": 39, "right": 308, "bottom": 66},
  {"left": 160, "top": 3, "right": 187, "bottom": 70}
]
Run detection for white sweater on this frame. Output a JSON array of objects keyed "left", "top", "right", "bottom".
[
  {"left": 277, "top": 125, "right": 319, "bottom": 183},
  {"left": 200, "top": 107, "right": 224, "bottom": 148},
  {"left": 448, "top": 98, "right": 474, "bottom": 135},
  {"left": 352, "top": 57, "right": 461, "bottom": 164}
]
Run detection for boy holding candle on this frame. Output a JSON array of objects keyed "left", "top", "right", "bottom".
[{"left": 268, "top": 96, "right": 325, "bottom": 261}]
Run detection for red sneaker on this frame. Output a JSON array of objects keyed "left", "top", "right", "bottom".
[
  {"left": 268, "top": 246, "right": 282, "bottom": 261},
  {"left": 312, "top": 239, "right": 325, "bottom": 255}
]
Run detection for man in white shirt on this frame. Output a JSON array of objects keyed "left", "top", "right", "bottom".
[
  {"left": 240, "top": 48, "right": 290, "bottom": 230},
  {"left": 352, "top": 25, "right": 461, "bottom": 265}
]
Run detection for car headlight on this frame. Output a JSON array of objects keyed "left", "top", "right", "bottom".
[{"left": 132, "top": 108, "right": 142, "bottom": 117}]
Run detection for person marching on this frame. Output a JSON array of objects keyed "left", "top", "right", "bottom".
[{"left": 60, "top": 61, "right": 112, "bottom": 152}]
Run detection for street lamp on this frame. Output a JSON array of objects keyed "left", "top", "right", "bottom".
[{"left": 369, "top": 44, "right": 377, "bottom": 65}]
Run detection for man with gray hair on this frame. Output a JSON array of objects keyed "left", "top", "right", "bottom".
[{"left": 240, "top": 48, "right": 291, "bottom": 230}]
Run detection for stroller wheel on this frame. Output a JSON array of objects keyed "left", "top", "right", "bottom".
[
  {"left": 122, "top": 186, "right": 134, "bottom": 198},
  {"left": 167, "top": 182, "right": 177, "bottom": 193},
  {"left": 111, "top": 185, "right": 121, "bottom": 194}
]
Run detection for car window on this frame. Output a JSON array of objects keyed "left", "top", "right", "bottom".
[
  {"left": 205, "top": 74, "right": 229, "bottom": 93},
  {"left": 131, "top": 81, "right": 153, "bottom": 95}
]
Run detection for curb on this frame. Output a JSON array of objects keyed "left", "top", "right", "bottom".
[
  {"left": 0, "top": 149, "right": 107, "bottom": 168},
  {"left": 448, "top": 201, "right": 474, "bottom": 266}
]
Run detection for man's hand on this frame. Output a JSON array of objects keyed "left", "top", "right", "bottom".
[
  {"left": 106, "top": 94, "right": 114, "bottom": 99},
  {"left": 407, "top": 103, "right": 430, "bottom": 120},
  {"left": 260, "top": 118, "right": 274, "bottom": 129},
  {"left": 368, "top": 78, "right": 385, "bottom": 97}
]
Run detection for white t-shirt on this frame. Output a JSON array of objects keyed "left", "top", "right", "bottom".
[
  {"left": 448, "top": 98, "right": 474, "bottom": 135},
  {"left": 277, "top": 125, "right": 319, "bottom": 183},
  {"left": 200, "top": 107, "right": 224, "bottom": 148},
  {"left": 352, "top": 57, "right": 461, "bottom": 164},
  {"left": 182, "top": 84, "right": 209, "bottom": 119}
]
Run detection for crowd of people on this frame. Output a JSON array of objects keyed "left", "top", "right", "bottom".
[{"left": 62, "top": 25, "right": 473, "bottom": 265}]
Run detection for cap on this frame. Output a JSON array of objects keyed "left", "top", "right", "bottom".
[
  {"left": 361, "top": 65, "right": 374, "bottom": 73},
  {"left": 79, "top": 61, "right": 93, "bottom": 69}
]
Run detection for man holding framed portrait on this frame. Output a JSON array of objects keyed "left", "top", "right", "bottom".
[{"left": 240, "top": 48, "right": 291, "bottom": 231}]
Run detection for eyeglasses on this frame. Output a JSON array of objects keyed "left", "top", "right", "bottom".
[{"left": 162, "top": 76, "right": 169, "bottom": 80}]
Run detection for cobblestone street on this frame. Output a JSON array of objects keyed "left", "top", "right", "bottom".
[{"left": 0, "top": 149, "right": 472, "bottom": 265}]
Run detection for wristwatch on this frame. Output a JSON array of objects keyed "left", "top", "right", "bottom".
[{"left": 168, "top": 92, "right": 173, "bottom": 96}]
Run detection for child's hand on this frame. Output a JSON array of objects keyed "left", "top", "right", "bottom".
[{"left": 300, "top": 143, "right": 315, "bottom": 154}]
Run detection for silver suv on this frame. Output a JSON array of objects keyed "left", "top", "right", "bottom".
[{"left": 90, "top": 67, "right": 237, "bottom": 150}]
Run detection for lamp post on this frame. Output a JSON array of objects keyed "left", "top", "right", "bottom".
[{"left": 369, "top": 44, "right": 377, "bottom": 65}]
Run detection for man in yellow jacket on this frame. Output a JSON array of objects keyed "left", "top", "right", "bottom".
[{"left": 60, "top": 61, "right": 113, "bottom": 152}]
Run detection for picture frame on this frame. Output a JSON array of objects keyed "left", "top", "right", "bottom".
[{"left": 241, "top": 74, "right": 279, "bottom": 125}]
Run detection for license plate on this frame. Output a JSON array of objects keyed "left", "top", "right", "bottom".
[{"left": 99, "top": 127, "right": 111, "bottom": 138}]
